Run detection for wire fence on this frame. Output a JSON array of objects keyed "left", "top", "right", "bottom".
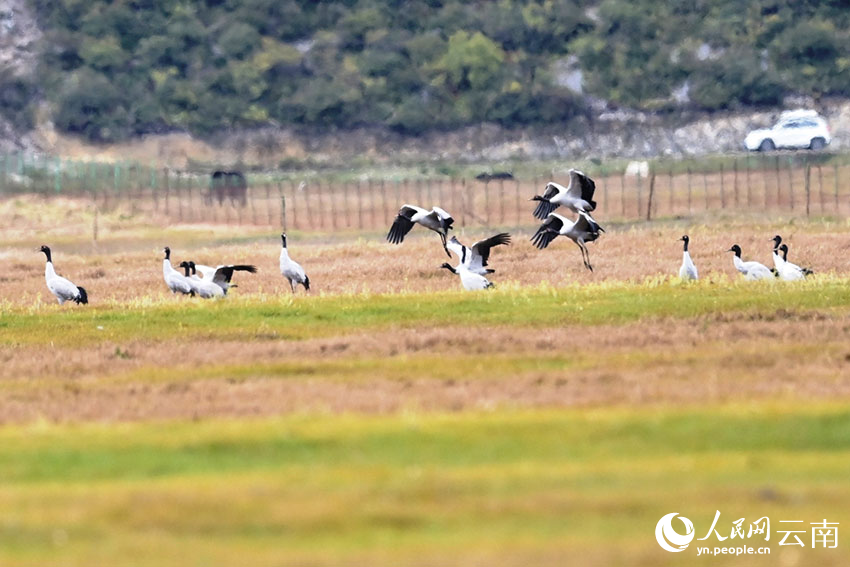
[{"left": 2, "top": 153, "right": 850, "bottom": 232}]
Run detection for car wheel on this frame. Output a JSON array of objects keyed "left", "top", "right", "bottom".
[
  {"left": 759, "top": 139, "right": 775, "bottom": 152},
  {"left": 810, "top": 137, "right": 826, "bottom": 150}
]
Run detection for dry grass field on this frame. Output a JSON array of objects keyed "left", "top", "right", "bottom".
[{"left": 2, "top": 195, "right": 850, "bottom": 565}]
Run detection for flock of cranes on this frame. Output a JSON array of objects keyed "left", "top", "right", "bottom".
[
  {"left": 35, "top": 168, "right": 814, "bottom": 304},
  {"left": 678, "top": 234, "right": 813, "bottom": 282},
  {"left": 387, "top": 168, "right": 605, "bottom": 288}
]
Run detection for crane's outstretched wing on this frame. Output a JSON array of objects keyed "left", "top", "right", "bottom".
[
  {"left": 576, "top": 211, "right": 604, "bottom": 235},
  {"left": 567, "top": 170, "right": 597, "bottom": 211},
  {"left": 470, "top": 232, "right": 511, "bottom": 268},
  {"left": 387, "top": 205, "right": 419, "bottom": 244},
  {"left": 530, "top": 216, "right": 564, "bottom": 250},
  {"left": 212, "top": 264, "right": 257, "bottom": 286},
  {"left": 532, "top": 183, "right": 563, "bottom": 219}
]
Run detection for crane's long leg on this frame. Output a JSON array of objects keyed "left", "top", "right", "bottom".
[
  {"left": 575, "top": 240, "right": 593, "bottom": 272},
  {"left": 439, "top": 232, "right": 451, "bottom": 257}
]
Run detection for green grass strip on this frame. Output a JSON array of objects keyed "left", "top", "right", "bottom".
[{"left": 2, "top": 277, "right": 850, "bottom": 346}]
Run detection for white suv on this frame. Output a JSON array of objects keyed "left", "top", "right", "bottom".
[{"left": 744, "top": 110, "right": 831, "bottom": 151}]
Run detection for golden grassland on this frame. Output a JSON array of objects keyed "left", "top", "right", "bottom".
[{"left": 2, "top": 198, "right": 850, "bottom": 565}]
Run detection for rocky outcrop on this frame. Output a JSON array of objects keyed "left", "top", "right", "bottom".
[{"left": 25, "top": 100, "right": 850, "bottom": 169}]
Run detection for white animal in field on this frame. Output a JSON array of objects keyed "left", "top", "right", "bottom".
[
  {"left": 625, "top": 160, "right": 650, "bottom": 177},
  {"left": 387, "top": 204, "right": 454, "bottom": 257},
  {"left": 777, "top": 243, "right": 812, "bottom": 281},
  {"left": 445, "top": 232, "right": 511, "bottom": 275},
  {"left": 192, "top": 261, "right": 257, "bottom": 295},
  {"left": 279, "top": 233, "right": 310, "bottom": 293},
  {"left": 440, "top": 262, "right": 494, "bottom": 290},
  {"left": 728, "top": 244, "right": 774, "bottom": 280},
  {"left": 179, "top": 261, "right": 224, "bottom": 298},
  {"left": 678, "top": 235, "right": 698, "bottom": 280},
  {"left": 162, "top": 247, "right": 194, "bottom": 296},
  {"left": 530, "top": 169, "right": 597, "bottom": 220},
  {"left": 530, "top": 211, "right": 604, "bottom": 272},
  {"left": 39, "top": 245, "right": 88, "bottom": 304}
]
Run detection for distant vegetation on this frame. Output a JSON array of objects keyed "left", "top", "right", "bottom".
[{"left": 10, "top": 0, "right": 850, "bottom": 142}]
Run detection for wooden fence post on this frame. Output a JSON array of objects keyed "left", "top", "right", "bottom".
[
  {"left": 668, "top": 168, "right": 674, "bottom": 215},
  {"left": 834, "top": 164, "right": 840, "bottom": 214},
  {"left": 380, "top": 179, "right": 388, "bottom": 228},
  {"left": 461, "top": 178, "right": 467, "bottom": 229},
  {"left": 281, "top": 194, "right": 287, "bottom": 232},
  {"left": 804, "top": 162, "right": 811, "bottom": 217},
  {"left": 636, "top": 173, "right": 642, "bottom": 220},
  {"left": 774, "top": 156, "right": 781, "bottom": 208},
  {"left": 176, "top": 172, "right": 183, "bottom": 222},
  {"left": 356, "top": 179, "right": 363, "bottom": 230},
  {"left": 483, "top": 180, "right": 490, "bottom": 227},
  {"left": 733, "top": 159, "right": 739, "bottom": 207},
  {"left": 328, "top": 180, "right": 337, "bottom": 230},
  {"left": 788, "top": 159, "right": 795, "bottom": 211},
  {"left": 646, "top": 172, "right": 656, "bottom": 221},
  {"left": 620, "top": 174, "right": 626, "bottom": 217},
  {"left": 514, "top": 178, "right": 521, "bottom": 230},
  {"left": 499, "top": 178, "right": 505, "bottom": 225}
]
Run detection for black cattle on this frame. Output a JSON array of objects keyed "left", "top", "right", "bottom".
[
  {"left": 475, "top": 171, "right": 514, "bottom": 182},
  {"left": 208, "top": 171, "right": 248, "bottom": 207}
]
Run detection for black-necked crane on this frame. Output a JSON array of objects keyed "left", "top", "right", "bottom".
[
  {"left": 440, "top": 262, "right": 494, "bottom": 290},
  {"left": 39, "top": 245, "right": 88, "bottom": 305},
  {"left": 771, "top": 235, "right": 784, "bottom": 274},
  {"left": 192, "top": 261, "right": 257, "bottom": 295},
  {"left": 778, "top": 243, "right": 812, "bottom": 281},
  {"left": 179, "top": 261, "right": 223, "bottom": 298},
  {"left": 530, "top": 211, "right": 604, "bottom": 271},
  {"left": 445, "top": 233, "right": 511, "bottom": 276},
  {"left": 530, "top": 169, "right": 597, "bottom": 220},
  {"left": 728, "top": 244, "right": 774, "bottom": 280},
  {"left": 162, "top": 247, "right": 194, "bottom": 295},
  {"left": 679, "top": 235, "right": 698, "bottom": 280},
  {"left": 279, "top": 233, "right": 310, "bottom": 293},
  {"left": 386, "top": 204, "right": 454, "bottom": 257}
]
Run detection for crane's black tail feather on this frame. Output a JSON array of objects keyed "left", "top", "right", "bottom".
[{"left": 75, "top": 286, "right": 88, "bottom": 304}]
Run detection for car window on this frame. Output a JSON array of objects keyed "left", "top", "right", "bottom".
[
  {"left": 799, "top": 120, "right": 818, "bottom": 128},
  {"left": 780, "top": 120, "right": 800, "bottom": 129}
]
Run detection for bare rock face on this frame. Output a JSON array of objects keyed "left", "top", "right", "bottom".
[
  {"left": 0, "top": 0, "right": 41, "bottom": 152},
  {"left": 0, "top": 0, "right": 40, "bottom": 75}
]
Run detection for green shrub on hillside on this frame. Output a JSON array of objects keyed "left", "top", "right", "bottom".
[{"left": 21, "top": 0, "right": 850, "bottom": 141}]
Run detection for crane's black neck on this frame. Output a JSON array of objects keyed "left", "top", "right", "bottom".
[{"left": 41, "top": 247, "right": 52, "bottom": 263}]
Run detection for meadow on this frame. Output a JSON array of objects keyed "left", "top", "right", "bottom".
[{"left": 2, "top": 198, "right": 850, "bottom": 565}]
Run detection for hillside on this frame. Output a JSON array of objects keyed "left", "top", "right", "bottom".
[{"left": 1, "top": 0, "right": 849, "bottom": 163}]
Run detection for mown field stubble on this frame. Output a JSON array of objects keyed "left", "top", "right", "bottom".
[{"left": 2, "top": 200, "right": 850, "bottom": 565}]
